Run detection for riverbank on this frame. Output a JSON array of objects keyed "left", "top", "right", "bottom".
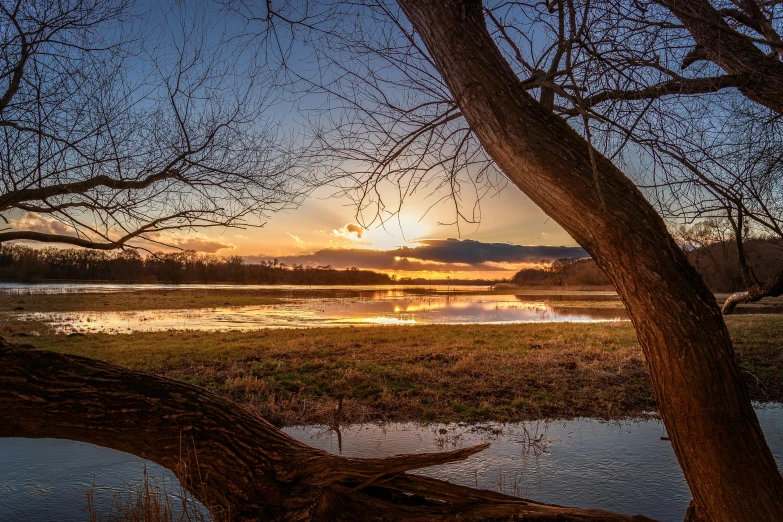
[{"left": 4, "top": 316, "right": 782, "bottom": 426}]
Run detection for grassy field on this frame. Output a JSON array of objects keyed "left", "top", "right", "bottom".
[{"left": 4, "top": 315, "right": 782, "bottom": 426}]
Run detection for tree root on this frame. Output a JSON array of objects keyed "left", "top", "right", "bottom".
[{"left": 0, "top": 340, "right": 654, "bottom": 521}]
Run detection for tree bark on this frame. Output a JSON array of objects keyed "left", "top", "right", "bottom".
[
  {"left": 395, "top": 1, "right": 783, "bottom": 520},
  {"left": 0, "top": 341, "right": 651, "bottom": 522}
]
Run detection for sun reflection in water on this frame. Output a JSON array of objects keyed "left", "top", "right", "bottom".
[
  {"left": 363, "top": 317, "right": 417, "bottom": 325},
  {"left": 10, "top": 290, "right": 627, "bottom": 334}
]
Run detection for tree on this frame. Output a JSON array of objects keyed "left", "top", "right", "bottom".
[
  {"left": 2, "top": 340, "right": 647, "bottom": 520},
  {"left": 0, "top": 0, "right": 299, "bottom": 251},
  {"left": 4, "top": 0, "right": 783, "bottom": 520},
  {"left": 392, "top": 2, "right": 783, "bottom": 519},
  {"left": 240, "top": 0, "right": 783, "bottom": 517},
  {"left": 2, "top": 2, "right": 593, "bottom": 519},
  {"left": 548, "top": 258, "right": 582, "bottom": 286}
]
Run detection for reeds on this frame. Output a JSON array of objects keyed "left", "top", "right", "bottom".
[{"left": 84, "top": 465, "right": 210, "bottom": 522}]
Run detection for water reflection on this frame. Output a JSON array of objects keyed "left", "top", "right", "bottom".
[
  {"left": 3, "top": 404, "right": 780, "bottom": 522},
  {"left": 0, "top": 439, "right": 209, "bottom": 522},
  {"left": 14, "top": 293, "right": 627, "bottom": 333},
  {"left": 284, "top": 404, "right": 783, "bottom": 521}
]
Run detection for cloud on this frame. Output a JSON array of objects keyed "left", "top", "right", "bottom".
[
  {"left": 333, "top": 223, "right": 364, "bottom": 240},
  {"left": 13, "top": 213, "right": 75, "bottom": 236},
  {"left": 287, "top": 232, "right": 307, "bottom": 248},
  {"left": 144, "top": 231, "right": 235, "bottom": 253},
  {"left": 173, "top": 237, "right": 235, "bottom": 253},
  {"left": 246, "top": 238, "right": 587, "bottom": 272},
  {"left": 10, "top": 213, "right": 233, "bottom": 253}
]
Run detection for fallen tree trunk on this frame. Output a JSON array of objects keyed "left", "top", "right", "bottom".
[
  {"left": 0, "top": 341, "right": 651, "bottom": 521},
  {"left": 722, "top": 266, "right": 783, "bottom": 314}
]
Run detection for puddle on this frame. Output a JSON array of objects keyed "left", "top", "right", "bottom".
[
  {"left": 0, "top": 439, "right": 209, "bottom": 521},
  {"left": 2, "top": 404, "right": 781, "bottom": 521},
  {"left": 12, "top": 293, "right": 627, "bottom": 333},
  {"left": 286, "top": 404, "right": 783, "bottom": 521}
]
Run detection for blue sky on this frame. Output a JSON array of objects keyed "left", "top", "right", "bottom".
[{"left": 7, "top": 0, "right": 582, "bottom": 280}]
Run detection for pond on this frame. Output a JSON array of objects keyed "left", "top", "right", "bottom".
[{"left": 2, "top": 404, "right": 781, "bottom": 522}]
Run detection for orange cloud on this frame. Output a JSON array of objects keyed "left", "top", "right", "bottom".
[
  {"left": 12, "top": 213, "right": 75, "bottom": 236},
  {"left": 143, "top": 231, "right": 235, "bottom": 253},
  {"left": 333, "top": 223, "right": 364, "bottom": 240}
]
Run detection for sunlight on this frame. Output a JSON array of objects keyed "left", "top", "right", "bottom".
[
  {"left": 362, "top": 317, "right": 417, "bottom": 325},
  {"left": 364, "top": 213, "right": 429, "bottom": 250}
]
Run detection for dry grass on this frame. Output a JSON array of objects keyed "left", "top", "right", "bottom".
[
  {"left": 85, "top": 465, "right": 210, "bottom": 522},
  {"left": 9, "top": 316, "right": 782, "bottom": 426}
]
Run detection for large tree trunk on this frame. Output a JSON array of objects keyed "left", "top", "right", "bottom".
[
  {"left": 395, "top": 1, "right": 783, "bottom": 520},
  {"left": 0, "top": 340, "right": 651, "bottom": 521}
]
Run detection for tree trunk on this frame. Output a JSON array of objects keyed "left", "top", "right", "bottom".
[
  {"left": 727, "top": 207, "right": 758, "bottom": 288},
  {"left": 0, "top": 340, "right": 651, "bottom": 521},
  {"left": 395, "top": 1, "right": 783, "bottom": 520}
]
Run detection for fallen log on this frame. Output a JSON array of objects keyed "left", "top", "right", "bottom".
[
  {"left": 0, "top": 340, "right": 653, "bottom": 521},
  {"left": 722, "top": 266, "right": 783, "bottom": 315}
]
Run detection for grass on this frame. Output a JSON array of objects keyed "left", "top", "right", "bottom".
[
  {"left": 6, "top": 316, "right": 782, "bottom": 426},
  {"left": 85, "top": 465, "right": 210, "bottom": 522}
]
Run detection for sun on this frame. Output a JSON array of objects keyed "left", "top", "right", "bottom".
[{"left": 366, "top": 213, "right": 430, "bottom": 250}]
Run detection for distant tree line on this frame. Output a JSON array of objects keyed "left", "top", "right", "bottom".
[
  {"left": 0, "top": 245, "right": 392, "bottom": 285},
  {"left": 511, "top": 235, "right": 783, "bottom": 292},
  {"left": 672, "top": 220, "right": 783, "bottom": 293},
  {"left": 512, "top": 258, "right": 611, "bottom": 287}
]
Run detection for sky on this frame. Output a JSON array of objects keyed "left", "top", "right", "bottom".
[
  {"left": 4, "top": 0, "right": 589, "bottom": 281},
  {"left": 194, "top": 184, "right": 584, "bottom": 280},
  {"left": 12, "top": 178, "right": 585, "bottom": 280}
]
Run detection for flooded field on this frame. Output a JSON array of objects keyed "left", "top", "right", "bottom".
[
  {"left": 11, "top": 294, "right": 625, "bottom": 333},
  {"left": 4, "top": 282, "right": 780, "bottom": 333},
  {"left": 2, "top": 404, "right": 781, "bottom": 522},
  {"left": 1, "top": 283, "right": 628, "bottom": 332}
]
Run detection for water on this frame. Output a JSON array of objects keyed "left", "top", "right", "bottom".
[
  {"left": 7, "top": 291, "right": 627, "bottom": 333},
  {"left": 0, "top": 439, "right": 207, "bottom": 521},
  {"left": 0, "top": 283, "right": 490, "bottom": 295},
  {"left": 2, "top": 404, "right": 781, "bottom": 521},
  {"left": 285, "top": 405, "right": 783, "bottom": 520}
]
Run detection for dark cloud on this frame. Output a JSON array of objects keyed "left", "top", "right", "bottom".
[
  {"left": 247, "top": 238, "right": 587, "bottom": 272},
  {"left": 395, "top": 239, "right": 587, "bottom": 265},
  {"left": 345, "top": 224, "right": 363, "bottom": 238}
]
